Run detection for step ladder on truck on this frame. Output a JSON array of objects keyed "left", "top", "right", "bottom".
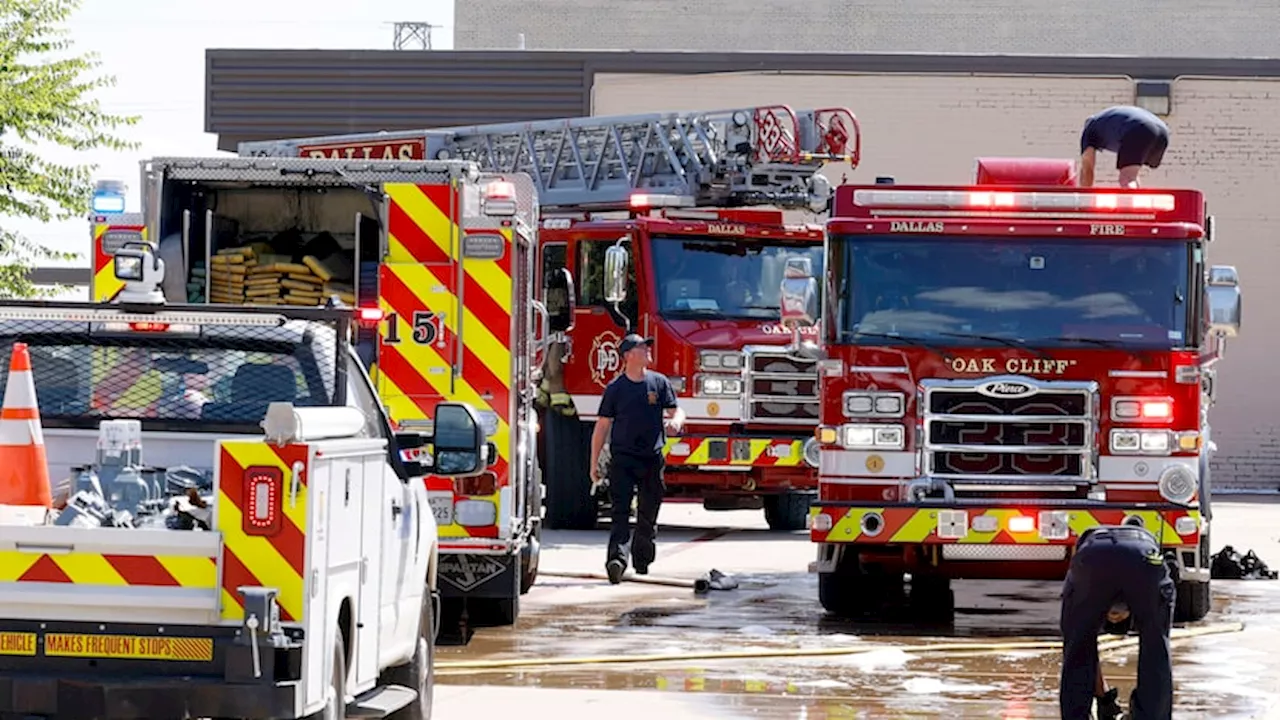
[
  {"left": 779, "top": 157, "right": 1241, "bottom": 623},
  {"left": 0, "top": 241, "right": 496, "bottom": 720},
  {"left": 85, "top": 158, "right": 547, "bottom": 632},
  {"left": 238, "top": 105, "right": 862, "bottom": 532}
]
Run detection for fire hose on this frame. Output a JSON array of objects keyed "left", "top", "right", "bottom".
[{"left": 435, "top": 621, "right": 1244, "bottom": 673}]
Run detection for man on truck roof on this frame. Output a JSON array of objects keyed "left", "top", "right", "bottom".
[{"left": 1078, "top": 105, "right": 1170, "bottom": 189}]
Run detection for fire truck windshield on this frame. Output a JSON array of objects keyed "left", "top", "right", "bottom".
[
  {"left": 830, "top": 235, "right": 1190, "bottom": 349},
  {"left": 651, "top": 236, "right": 824, "bottom": 320}
]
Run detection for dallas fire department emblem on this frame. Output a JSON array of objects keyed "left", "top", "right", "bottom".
[{"left": 590, "top": 331, "right": 621, "bottom": 388}]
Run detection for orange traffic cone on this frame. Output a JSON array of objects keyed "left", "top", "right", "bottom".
[{"left": 0, "top": 342, "right": 52, "bottom": 525}]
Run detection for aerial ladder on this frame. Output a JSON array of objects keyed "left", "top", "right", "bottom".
[{"left": 236, "top": 105, "right": 862, "bottom": 212}]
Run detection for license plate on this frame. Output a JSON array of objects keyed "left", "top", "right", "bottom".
[{"left": 428, "top": 493, "right": 454, "bottom": 526}]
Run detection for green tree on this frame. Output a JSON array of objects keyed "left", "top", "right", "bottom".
[{"left": 0, "top": 0, "right": 138, "bottom": 298}]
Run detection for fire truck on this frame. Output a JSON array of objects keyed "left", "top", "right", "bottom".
[
  {"left": 237, "top": 105, "right": 862, "bottom": 532},
  {"left": 782, "top": 158, "right": 1241, "bottom": 623},
  {"left": 87, "top": 158, "right": 545, "bottom": 630}
]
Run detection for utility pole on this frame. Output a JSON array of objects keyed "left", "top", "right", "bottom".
[{"left": 392, "top": 21, "right": 436, "bottom": 50}]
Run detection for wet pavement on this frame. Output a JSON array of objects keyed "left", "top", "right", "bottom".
[{"left": 436, "top": 498, "right": 1280, "bottom": 718}]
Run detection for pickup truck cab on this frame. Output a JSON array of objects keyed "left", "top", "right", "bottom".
[{"left": 0, "top": 242, "right": 489, "bottom": 720}]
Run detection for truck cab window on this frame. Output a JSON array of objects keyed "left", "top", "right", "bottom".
[{"left": 577, "top": 240, "right": 639, "bottom": 329}]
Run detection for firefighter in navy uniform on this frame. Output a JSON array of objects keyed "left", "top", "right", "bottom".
[{"left": 1060, "top": 525, "right": 1176, "bottom": 720}]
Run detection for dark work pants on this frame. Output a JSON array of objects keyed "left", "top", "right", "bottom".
[
  {"left": 1060, "top": 529, "right": 1175, "bottom": 720},
  {"left": 607, "top": 453, "right": 665, "bottom": 570}
]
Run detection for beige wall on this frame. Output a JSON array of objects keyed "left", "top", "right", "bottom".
[
  {"left": 593, "top": 72, "right": 1278, "bottom": 489},
  {"left": 456, "top": 0, "right": 1280, "bottom": 56}
]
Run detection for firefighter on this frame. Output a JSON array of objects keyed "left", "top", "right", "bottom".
[
  {"left": 588, "top": 334, "right": 685, "bottom": 584},
  {"left": 1059, "top": 525, "right": 1175, "bottom": 720},
  {"left": 1077, "top": 105, "right": 1170, "bottom": 189}
]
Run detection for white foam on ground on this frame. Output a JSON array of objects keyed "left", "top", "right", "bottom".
[{"left": 902, "top": 676, "right": 1000, "bottom": 695}]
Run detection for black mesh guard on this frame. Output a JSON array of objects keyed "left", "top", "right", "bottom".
[{"left": 0, "top": 301, "right": 354, "bottom": 433}]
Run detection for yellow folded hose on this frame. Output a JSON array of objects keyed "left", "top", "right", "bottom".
[{"left": 435, "top": 621, "right": 1243, "bottom": 672}]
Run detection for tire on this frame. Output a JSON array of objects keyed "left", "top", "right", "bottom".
[
  {"left": 385, "top": 598, "right": 435, "bottom": 720},
  {"left": 818, "top": 548, "right": 900, "bottom": 618},
  {"left": 909, "top": 575, "right": 955, "bottom": 625},
  {"left": 1174, "top": 579, "right": 1211, "bottom": 622},
  {"left": 325, "top": 633, "right": 347, "bottom": 720},
  {"left": 520, "top": 527, "right": 541, "bottom": 595},
  {"left": 763, "top": 492, "right": 812, "bottom": 532},
  {"left": 542, "top": 412, "right": 597, "bottom": 530}
]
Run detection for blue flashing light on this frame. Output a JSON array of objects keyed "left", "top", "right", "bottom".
[
  {"left": 91, "top": 193, "right": 127, "bottom": 214},
  {"left": 91, "top": 179, "right": 127, "bottom": 214}
]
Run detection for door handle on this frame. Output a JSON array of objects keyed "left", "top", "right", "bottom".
[{"left": 390, "top": 500, "right": 403, "bottom": 520}]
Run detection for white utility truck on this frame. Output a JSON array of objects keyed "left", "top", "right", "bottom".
[{"left": 0, "top": 242, "right": 490, "bottom": 720}]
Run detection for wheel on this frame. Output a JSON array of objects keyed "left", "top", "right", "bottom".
[
  {"left": 520, "top": 526, "right": 541, "bottom": 595},
  {"left": 1174, "top": 579, "right": 1211, "bottom": 622},
  {"left": 818, "top": 548, "right": 900, "bottom": 618},
  {"left": 909, "top": 575, "right": 955, "bottom": 624},
  {"left": 763, "top": 492, "right": 812, "bottom": 532},
  {"left": 325, "top": 632, "right": 347, "bottom": 720},
  {"left": 542, "top": 412, "right": 597, "bottom": 530},
  {"left": 385, "top": 598, "right": 435, "bottom": 720}
]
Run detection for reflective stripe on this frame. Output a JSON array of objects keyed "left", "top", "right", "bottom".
[
  {"left": 810, "top": 506, "right": 1201, "bottom": 546},
  {"left": 374, "top": 182, "right": 512, "bottom": 540},
  {"left": 216, "top": 441, "right": 309, "bottom": 622},
  {"left": 663, "top": 437, "right": 804, "bottom": 467}
]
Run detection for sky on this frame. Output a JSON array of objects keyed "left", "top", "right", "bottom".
[{"left": 10, "top": 0, "right": 455, "bottom": 271}]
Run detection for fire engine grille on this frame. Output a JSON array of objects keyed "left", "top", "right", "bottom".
[
  {"left": 744, "top": 350, "right": 820, "bottom": 423},
  {"left": 924, "top": 382, "right": 1095, "bottom": 482}
]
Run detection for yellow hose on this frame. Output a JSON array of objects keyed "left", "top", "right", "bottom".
[{"left": 435, "top": 621, "right": 1243, "bottom": 672}]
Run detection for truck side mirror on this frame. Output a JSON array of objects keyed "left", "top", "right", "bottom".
[
  {"left": 545, "top": 266, "right": 576, "bottom": 332},
  {"left": 779, "top": 255, "right": 819, "bottom": 328},
  {"left": 401, "top": 402, "right": 486, "bottom": 478},
  {"left": 1206, "top": 265, "right": 1241, "bottom": 337},
  {"left": 604, "top": 242, "right": 629, "bottom": 304}
]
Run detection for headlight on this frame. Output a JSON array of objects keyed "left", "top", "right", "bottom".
[
  {"left": 697, "top": 374, "right": 742, "bottom": 396},
  {"left": 841, "top": 423, "right": 905, "bottom": 450},
  {"left": 114, "top": 254, "right": 143, "bottom": 281},
  {"left": 802, "top": 437, "right": 821, "bottom": 468},
  {"left": 699, "top": 350, "right": 743, "bottom": 371},
  {"left": 1158, "top": 465, "right": 1197, "bottom": 505},
  {"left": 843, "top": 391, "right": 905, "bottom": 418},
  {"left": 1110, "top": 429, "right": 1172, "bottom": 455}
]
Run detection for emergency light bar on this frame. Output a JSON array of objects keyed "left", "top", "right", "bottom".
[
  {"left": 481, "top": 180, "right": 517, "bottom": 216},
  {"left": 852, "top": 189, "right": 1176, "bottom": 213}
]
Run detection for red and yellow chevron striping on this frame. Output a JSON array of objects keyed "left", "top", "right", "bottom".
[
  {"left": 216, "top": 441, "right": 309, "bottom": 623},
  {"left": 373, "top": 182, "right": 513, "bottom": 540},
  {"left": 663, "top": 437, "right": 804, "bottom": 467},
  {"left": 92, "top": 222, "right": 146, "bottom": 302},
  {"left": 810, "top": 506, "right": 1201, "bottom": 546},
  {"left": 0, "top": 550, "right": 217, "bottom": 587}
]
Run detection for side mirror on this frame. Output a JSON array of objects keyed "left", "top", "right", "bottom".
[
  {"left": 779, "top": 255, "right": 819, "bottom": 328},
  {"left": 402, "top": 402, "right": 486, "bottom": 478},
  {"left": 545, "top": 266, "right": 576, "bottom": 333},
  {"left": 603, "top": 242, "right": 629, "bottom": 304},
  {"left": 1206, "top": 265, "right": 1241, "bottom": 338}
]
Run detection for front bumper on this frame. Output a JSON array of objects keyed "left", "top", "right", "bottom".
[
  {"left": 809, "top": 502, "right": 1202, "bottom": 548},
  {"left": 663, "top": 436, "right": 812, "bottom": 469},
  {"left": 0, "top": 620, "right": 302, "bottom": 720}
]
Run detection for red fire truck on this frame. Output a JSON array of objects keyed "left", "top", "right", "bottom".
[
  {"left": 238, "top": 105, "right": 862, "bottom": 532},
  {"left": 780, "top": 158, "right": 1241, "bottom": 623}
]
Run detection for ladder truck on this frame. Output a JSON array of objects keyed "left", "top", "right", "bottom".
[{"left": 238, "top": 105, "right": 862, "bottom": 532}]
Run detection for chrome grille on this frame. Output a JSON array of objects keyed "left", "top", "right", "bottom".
[
  {"left": 923, "top": 377, "right": 1097, "bottom": 483},
  {"left": 743, "top": 349, "right": 820, "bottom": 423}
]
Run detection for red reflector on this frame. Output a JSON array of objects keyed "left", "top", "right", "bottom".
[
  {"left": 243, "top": 466, "right": 283, "bottom": 536},
  {"left": 129, "top": 321, "right": 170, "bottom": 332},
  {"left": 358, "top": 307, "right": 383, "bottom": 323},
  {"left": 454, "top": 471, "right": 498, "bottom": 497}
]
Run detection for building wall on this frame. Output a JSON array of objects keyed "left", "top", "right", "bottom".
[
  {"left": 593, "top": 72, "right": 1279, "bottom": 488},
  {"left": 456, "top": 0, "right": 1280, "bottom": 56}
]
